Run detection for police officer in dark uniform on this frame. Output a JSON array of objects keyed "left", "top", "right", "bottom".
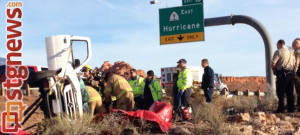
[
  {"left": 292, "top": 38, "right": 300, "bottom": 110},
  {"left": 271, "top": 39, "right": 295, "bottom": 113}
]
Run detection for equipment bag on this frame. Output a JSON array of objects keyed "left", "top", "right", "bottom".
[{"left": 182, "top": 107, "right": 191, "bottom": 120}]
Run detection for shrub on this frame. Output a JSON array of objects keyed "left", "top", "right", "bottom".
[
  {"left": 223, "top": 96, "right": 258, "bottom": 113},
  {"left": 223, "top": 96, "right": 278, "bottom": 113},
  {"left": 192, "top": 97, "right": 234, "bottom": 135},
  {"left": 37, "top": 112, "right": 153, "bottom": 135}
]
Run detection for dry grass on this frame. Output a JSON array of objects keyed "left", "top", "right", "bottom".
[
  {"left": 223, "top": 96, "right": 278, "bottom": 113},
  {"left": 37, "top": 83, "right": 279, "bottom": 135},
  {"left": 223, "top": 96, "right": 258, "bottom": 113},
  {"left": 164, "top": 86, "right": 173, "bottom": 96},
  {"left": 38, "top": 112, "right": 95, "bottom": 135},
  {"left": 191, "top": 97, "right": 239, "bottom": 135},
  {"left": 37, "top": 112, "right": 154, "bottom": 135},
  {"left": 190, "top": 95, "right": 278, "bottom": 134}
]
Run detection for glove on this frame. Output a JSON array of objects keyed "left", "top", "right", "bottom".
[
  {"left": 158, "top": 99, "right": 161, "bottom": 102},
  {"left": 139, "top": 94, "right": 144, "bottom": 100},
  {"left": 177, "top": 90, "right": 183, "bottom": 97}
]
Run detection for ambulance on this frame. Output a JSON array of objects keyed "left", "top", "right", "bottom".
[{"left": 160, "top": 66, "right": 229, "bottom": 92}]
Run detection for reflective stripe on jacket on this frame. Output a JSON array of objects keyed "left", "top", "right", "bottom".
[
  {"left": 86, "top": 86, "right": 102, "bottom": 103},
  {"left": 177, "top": 67, "right": 193, "bottom": 91},
  {"left": 128, "top": 76, "right": 144, "bottom": 97},
  {"left": 104, "top": 74, "right": 133, "bottom": 100},
  {"left": 141, "top": 78, "right": 163, "bottom": 101}
]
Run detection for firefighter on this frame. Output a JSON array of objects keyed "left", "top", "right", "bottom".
[
  {"left": 141, "top": 70, "right": 163, "bottom": 110},
  {"left": 128, "top": 69, "right": 144, "bottom": 109},
  {"left": 81, "top": 65, "right": 94, "bottom": 86},
  {"left": 86, "top": 86, "right": 106, "bottom": 116},
  {"left": 93, "top": 71, "right": 104, "bottom": 96},
  {"left": 81, "top": 65, "right": 105, "bottom": 116},
  {"left": 81, "top": 65, "right": 101, "bottom": 94},
  {"left": 91, "top": 67, "right": 99, "bottom": 76},
  {"left": 102, "top": 71, "right": 135, "bottom": 111}
]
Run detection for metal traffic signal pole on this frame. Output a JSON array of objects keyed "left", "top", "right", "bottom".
[{"left": 204, "top": 14, "right": 276, "bottom": 97}]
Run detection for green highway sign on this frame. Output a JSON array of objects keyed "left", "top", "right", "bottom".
[
  {"left": 182, "top": 0, "right": 203, "bottom": 6},
  {"left": 159, "top": 4, "right": 204, "bottom": 45}
]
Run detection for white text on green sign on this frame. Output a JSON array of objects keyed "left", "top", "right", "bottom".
[
  {"left": 182, "top": 0, "right": 203, "bottom": 5},
  {"left": 159, "top": 4, "right": 204, "bottom": 44}
]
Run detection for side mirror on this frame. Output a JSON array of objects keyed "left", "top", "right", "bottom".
[{"left": 75, "top": 59, "right": 80, "bottom": 68}]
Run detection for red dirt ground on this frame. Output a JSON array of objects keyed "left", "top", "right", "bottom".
[
  {"left": 221, "top": 76, "right": 267, "bottom": 92},
  {"left": 0, "top": 90, "right": 44, "bottom": 134}
]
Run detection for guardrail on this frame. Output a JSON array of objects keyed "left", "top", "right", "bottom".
[
  {"left": 194, "top": 87, "right": 266, "bottom": 98},
  {"left": 216, "top": 89, "right": 265, "bottom": 98},
  {"left": 163, "top": 86, "right": 266, "bottom": 99}
]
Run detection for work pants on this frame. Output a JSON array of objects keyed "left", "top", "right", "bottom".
[
  {"left": 143, "top": 98, "right": 154, "bottom": 110},
  {"left": 204, "top": 88, "right": 214, "bottom": 103},
  {"left": 295, "top": 84, "right": 300, "bottom": 108},
  {"left": 116, "top": 91, "right": 135, "bottom": 111},
  {"left": 134, "top": 97, "right": 145, "bottom": 110},
  {"left": 181, "top": 88, "right": 192, "bottom": 107},
  {"left": 173, "top": 94, "right": 181, "bottom": 108},
  {"left": 86, "top": 86, "right": 105, "bottom": 116},
  {"left": 295, "top": 68, "right": 300, "bottom": 108},
  {"left": 88, "top": 100, "right": 106, "bottom": 116},
  {"left": 276, "top": 72, "right": 295, "bottom": 112}
]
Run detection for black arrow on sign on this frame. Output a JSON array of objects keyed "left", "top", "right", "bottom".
[{"left": 177, "top": 35, "right": 184, "bottom": 41}]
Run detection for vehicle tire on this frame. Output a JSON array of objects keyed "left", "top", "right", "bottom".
[
  {"left": 40, "top": 82, "right": 53, "bottom": 119},
  {"left": 40, "top": 77, "right": 62, "bottom": 119}
]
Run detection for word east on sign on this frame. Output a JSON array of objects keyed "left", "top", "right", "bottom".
[{"left": 159, "top": 4, "right": 204, "bottom": 45}]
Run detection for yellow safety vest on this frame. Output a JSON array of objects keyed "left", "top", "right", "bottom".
[
  {"left": 128, "top": 76, "right": 144, "bottom": 97},
  {"left": 141, "top": 78, "right": 163, "bottom": 101},
  {"left": 177, "top": 67, "right": 193, "bottom": 91}
]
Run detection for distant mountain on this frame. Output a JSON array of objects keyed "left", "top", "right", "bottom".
[{"left": 0, "top": 57, "right": 5, "bottom": 65}]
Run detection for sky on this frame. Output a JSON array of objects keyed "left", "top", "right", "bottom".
[{"left": 0, "top": 0, "right": 299, "bottom": 77}]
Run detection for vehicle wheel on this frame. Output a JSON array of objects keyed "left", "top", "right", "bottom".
[
  {"left": 41, "top": 89, "right": 54, "bottom": 119},
  {"left": 40, "top": 77, "right": 62, "bottom": 119}
]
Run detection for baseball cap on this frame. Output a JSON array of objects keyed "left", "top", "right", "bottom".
[{"left": 177, "top": 59, "right": 187, "bottom": 63}]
